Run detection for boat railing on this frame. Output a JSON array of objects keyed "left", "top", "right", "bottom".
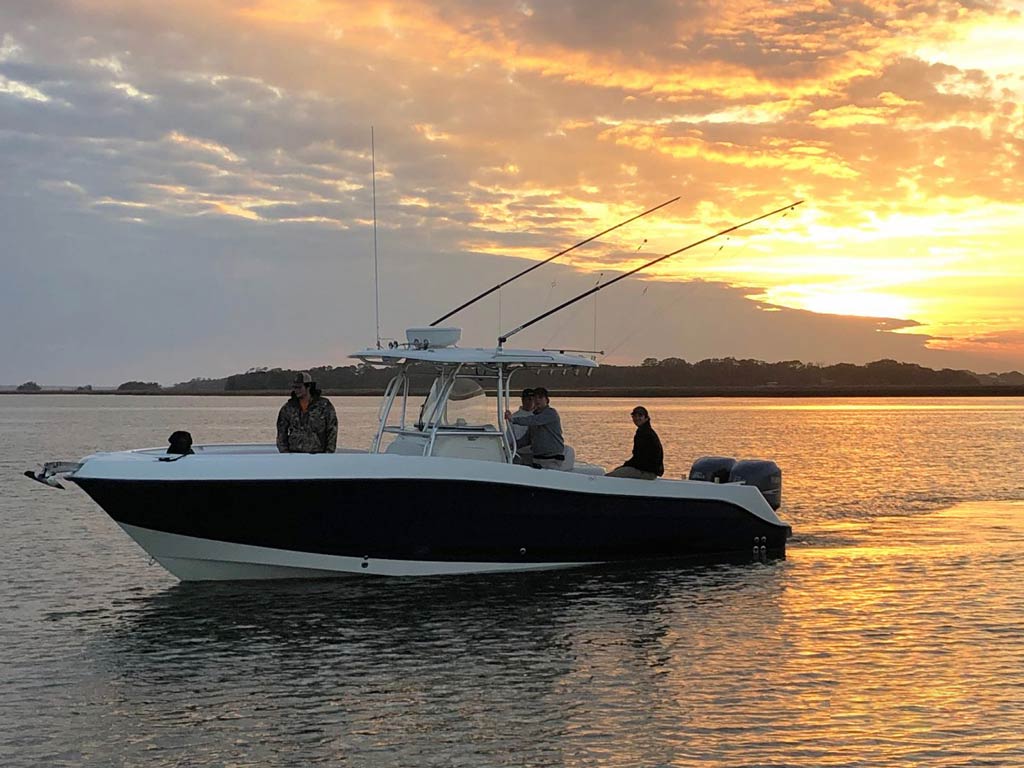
[
  {"left": 381, "top": 425, "right": 499, "bottom": 435},
  {"left": 370, "top": 361, "right": 521, "bottom": 463},
  {"left": 132, "top": 444, "right": 370, "bottom": 457}
]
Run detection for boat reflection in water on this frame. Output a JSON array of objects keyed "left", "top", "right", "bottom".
[{"left": 28, "top": 327, "right": 790, "bottom": 581}]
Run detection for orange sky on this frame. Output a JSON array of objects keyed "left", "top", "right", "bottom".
[
  {"left": 1, "top": 0, "right": 1022, "bottom": 380},
  {"left": 209, "top": 0, "right": 1024, "bottom": 361}
]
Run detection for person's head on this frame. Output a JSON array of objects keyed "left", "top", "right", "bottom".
[
  {"left": 532, "top": 386, "right": 550, "bottom": 410},
  {"left": 291, "top": 371, "right": 314, "bottom": 399},
  {"left": 520, "top": 388, "right": 535, "bottom": 410},
  {"left": 630, "top": 405, "right": 650, "bottom": 426}
]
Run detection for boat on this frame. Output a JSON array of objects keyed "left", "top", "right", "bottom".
[
  {"left": 26, "top": 200, "right": 801, "bottom": 581},
  {"left": 26, "top": 326, "right": 791, "bottom": 580}
]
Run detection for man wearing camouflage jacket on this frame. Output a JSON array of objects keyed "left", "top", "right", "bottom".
[{"left": 276, "top": 372, "right": 338, "bottom": 453}]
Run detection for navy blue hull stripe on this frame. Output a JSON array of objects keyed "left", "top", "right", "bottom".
[{"left": 72, "top": 478, "right": 787, "bottom": 563}]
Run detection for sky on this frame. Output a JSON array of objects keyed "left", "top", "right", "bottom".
[{"left": 1, "top": 0, "right": 1022, "bottom": 385}]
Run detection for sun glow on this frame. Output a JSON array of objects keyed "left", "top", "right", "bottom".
[
  {"left": 755, "top": 288, "right": 919, "bottom": 322},
  {"left": 8, "top": 0, "right": 1022, "bottom": 373}
]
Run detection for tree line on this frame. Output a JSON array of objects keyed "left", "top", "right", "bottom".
[
  {"left": 171, "top": 357, "right": 1023, "bottom": 392},
  {"left": 12, "top": 357, "right": 1023, "bottom": 394}
]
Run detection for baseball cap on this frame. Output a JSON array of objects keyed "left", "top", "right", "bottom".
[
  {"left": 292, "top": 372, "right": 313, "bottom": 385},
  {"left": 631, "top": 406, "right": 649, "bottom": 417}
]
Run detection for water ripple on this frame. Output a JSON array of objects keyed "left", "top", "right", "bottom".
[{"left": 3, "top": 397, "right": 1024, "bottom": 766}]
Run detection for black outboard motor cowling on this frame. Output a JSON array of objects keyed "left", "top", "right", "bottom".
[
  {"left": 729, "top": 459, "right": 782, "bottom": 510},
  {"left": 688, "top": 456, "right": 737, "bottom": 484}
]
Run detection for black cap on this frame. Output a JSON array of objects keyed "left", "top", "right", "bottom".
[
  {"left": 521, "top": 388, "right": 535, "bottom": 399},
  {"left": 533, "top": 386, "right": 550, "bottom": 398},
  {"left": 631, "top": 406, "right": 649, "bottom": 417}
]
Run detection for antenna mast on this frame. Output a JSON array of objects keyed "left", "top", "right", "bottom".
[{"left": 371, "top": 127, "right": 381, "bottom": 349}]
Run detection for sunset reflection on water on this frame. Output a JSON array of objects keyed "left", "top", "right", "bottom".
[{"left": 3, "top": 396, "right": 1024, "bottom": 766}]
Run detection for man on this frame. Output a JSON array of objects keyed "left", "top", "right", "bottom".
[
  {"left": 505, "top": 386, "right": 564, "bottom": 468},
  {"left": 276, "top": 372, "right": 338, "bottom": 453},
  {"left": 606, "top": 406, "right": 664, "bottom": 480},
  {"left": 510, "top": 388, "right": 535, "bottom": 462}
]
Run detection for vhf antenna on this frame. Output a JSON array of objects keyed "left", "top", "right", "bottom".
[{"left": 371, "top": 127, "right": 381, "bottom": 349}]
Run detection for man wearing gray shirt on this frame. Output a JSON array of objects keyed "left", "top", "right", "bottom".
[{"left": 505, "top": 386, "right": 564, "bottom": 468}]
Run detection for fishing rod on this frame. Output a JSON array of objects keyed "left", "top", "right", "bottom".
[
  {"left": 498, "top": 200, "right": 803, "bottom": 346},
  {"left": 429, "top": 195, "right": 681, "bottom": 327}
]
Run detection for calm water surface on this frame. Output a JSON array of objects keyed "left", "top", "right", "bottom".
[{"left": 3, "top": 395, "right": 1024, "bottom": 766}]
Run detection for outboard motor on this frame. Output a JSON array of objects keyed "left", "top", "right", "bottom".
[
  {"left": 688, "top": 456, "right": 737, "bottom": 484},
  {"left": 729, "top": 459, "right": 782, "bottom": 510}
]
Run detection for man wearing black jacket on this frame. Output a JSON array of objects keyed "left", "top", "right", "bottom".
[{"left": 606, "top": 406, "right": 664, "bottom": 480}]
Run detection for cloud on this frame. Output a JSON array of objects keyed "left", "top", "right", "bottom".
[
  {"left": 1, "top": 0, "right": 1022, "bottom": 384},
  {"left": 0, "top": 185, "right": 1015, "bottom": 385},
  {"left": 962, "top": 329, "right": 1024, "bottom": 349}
]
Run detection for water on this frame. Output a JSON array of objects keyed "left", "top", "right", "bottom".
[{"left": 3, "top": 395, "right": 1024, "bottom": 766}]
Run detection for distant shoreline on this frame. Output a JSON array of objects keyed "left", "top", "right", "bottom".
[{"left": 4, "top": 385, "right": 1024, "bottom": 398}]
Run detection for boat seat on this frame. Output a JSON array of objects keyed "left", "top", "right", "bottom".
[
  {"left": 535, "top": 445, "right": 576, "bottom": 471},
  {"left": 570, "top": 462, "right": 606, "bottom": 476},
  {"left": 557, "top": 446, "right": 606, "bottom": 476},
  {"left": 562, "top": 444, "right": 576, "bottom": 470}
]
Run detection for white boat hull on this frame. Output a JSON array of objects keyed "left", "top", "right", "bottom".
[{"left": 120, "top": 523, "right": 593, "bottom": 580}]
